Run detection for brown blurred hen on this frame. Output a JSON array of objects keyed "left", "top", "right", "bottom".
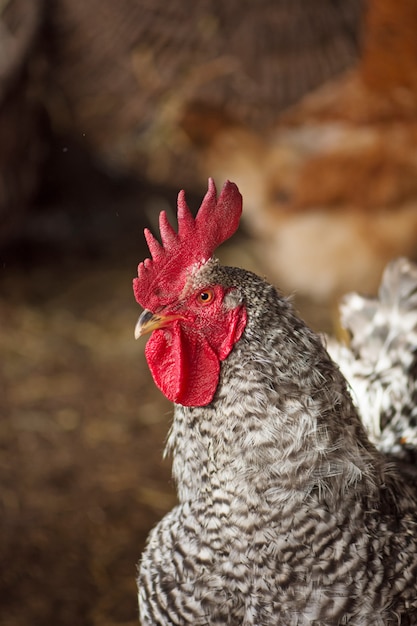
[
  {"left": 134, "top": 180, "right": 417, "bottom": 625},
  {"left": 200, "top": 0, "right": 417, "bottom": 301}
]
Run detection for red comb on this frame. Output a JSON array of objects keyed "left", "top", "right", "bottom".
[{"left": 133, "top": 178, "right": 242, "bottom": 311}]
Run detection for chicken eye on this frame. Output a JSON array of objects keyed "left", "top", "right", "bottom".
[{"left": 197, "top": 289, "right": 214, "bottom": 306}]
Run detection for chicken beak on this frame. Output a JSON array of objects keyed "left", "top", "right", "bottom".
[{"left": 134, "top": 309, "right": 182, "bottom": 339}]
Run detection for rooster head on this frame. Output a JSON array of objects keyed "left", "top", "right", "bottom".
[{"left": 133, "top": 179, "right": 247, "bottom": 406}]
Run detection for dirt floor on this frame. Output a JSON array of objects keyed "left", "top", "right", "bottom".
[{"left": 0, "top": 140, "right": 331, "bottom": 626}]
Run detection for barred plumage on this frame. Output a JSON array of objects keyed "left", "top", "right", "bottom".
[{"left": 134, "top": 183, "right": 417, "bottom": 625}]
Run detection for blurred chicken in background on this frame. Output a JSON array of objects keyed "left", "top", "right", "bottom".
[{"left": 196, "top": 0, "right": 417, "bottom": 301}]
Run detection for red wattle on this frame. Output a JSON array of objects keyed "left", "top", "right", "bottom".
[{"left": 145, "top": 322, "right": 220, "bottom": 406}]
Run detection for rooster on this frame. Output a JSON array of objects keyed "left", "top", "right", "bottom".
[{"left": 133, "top": 179, "right": 417, "bottom": 625}]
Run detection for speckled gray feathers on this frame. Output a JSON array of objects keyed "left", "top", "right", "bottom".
[
  {"left": 328, "top": 258, "right": 417, "bottom": 466},
  {"left": 138, "top": 260, "right": 417, "bottom": 625}
]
